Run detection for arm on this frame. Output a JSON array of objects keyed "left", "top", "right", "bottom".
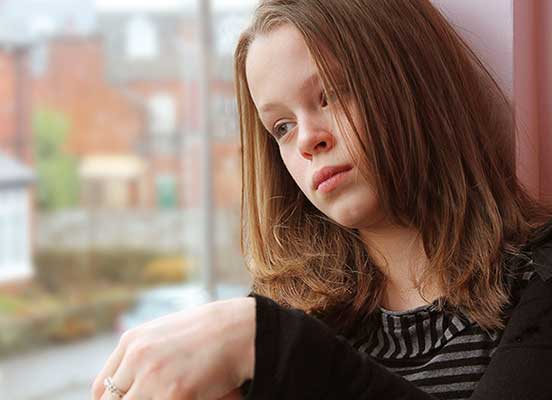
[
  {"left": 241, "top": 294, "right": 437, "bottom": 400},
  {"left": 469, "top": 274, "right": 552, "bottom": 400},
  {"left": 242, "top": 239, "right": 552, "bottom": 400},
  {"left": 241, "top": 270, "right": 552, "bottom": 400}
]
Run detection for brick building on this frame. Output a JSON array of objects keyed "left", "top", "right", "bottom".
[
  {"left": 29, "top": 10, "right": 242, "bottom": 210},
  {"left": 0, "top": 39, "right": 37, "bottom": 288},
  {"left": 0, "top": 41, "right": 33, "bottom": 163}
]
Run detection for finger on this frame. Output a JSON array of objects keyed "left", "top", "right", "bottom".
[
  {"left": 124, "top": 382, "right": 150, "bottom": 400},
  {"left": 109, "top": 361, "right": 135, "bottom": 397},
  {"left": 101, "top": 375, "right": 131, "bottom": 400},
  {"left": 100, "top": 390, "right": 123, "bottom": 400},
  {"left": 100, "top": 385, "right": 125, "bottom": 400},
  {"left": 91, "top": 337, "right": 129, "bottom": 399}
]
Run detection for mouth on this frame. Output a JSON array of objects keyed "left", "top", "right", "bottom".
[{"left": 312, "top": 164, "right": 353, "bottom": 192}]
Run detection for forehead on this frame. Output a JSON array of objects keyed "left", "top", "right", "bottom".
[{"left": 245, "top": 24, "right": 320, "bottom": 109}]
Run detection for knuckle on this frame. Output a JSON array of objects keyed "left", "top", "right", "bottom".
[
  {"left": 146, "top": 357, "right": 165, "bottom": 376},
  {"left": 128, "top": 339, "right": 150, "bottom": 363},
  {"left": 140, "top": 359, "right": 164, "bottom": 384},
  {"left": 119, "top": 328, "right": 137, "bottom": 346}
]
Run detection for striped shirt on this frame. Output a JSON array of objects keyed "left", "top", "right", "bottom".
[{"left": 348, "top": 263, "right": 536, "bottom": 400}]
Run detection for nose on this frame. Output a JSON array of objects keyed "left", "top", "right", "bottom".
[{"left": 297, "top": 112, "right": 335, "bottom": 161}]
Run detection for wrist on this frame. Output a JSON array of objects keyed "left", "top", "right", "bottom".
[
  {"left": 243, "top": 297, "right": 256, "bottom": 380},
  {"left": 225, "top": 297, "right": 256, "bottom": 383}
]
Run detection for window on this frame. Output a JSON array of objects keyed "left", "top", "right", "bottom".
[
  {"left": 125, "top": 15, "right": 159, "bottom": 60},
  {"left": 29, "top": 42, "right": 49, "bottom": 77},
  {"left": 213, "top": 95, "right": 238, "bottom": 138},
  {"left": 0, "top": 188, "right": 30, "bottom": 277},
  {"left": 156, "top": 174, "right": 177, "bottom": 209},
  {"left": 1, "top": 0, "right": 255, "bottom": 396},
  {"left": 148, "top": 93, "right": 176, "bottom": 135}
]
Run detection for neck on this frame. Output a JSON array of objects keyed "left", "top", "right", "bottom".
[{"left": 358, "top": 223, "right": 442, "bottom": 311}]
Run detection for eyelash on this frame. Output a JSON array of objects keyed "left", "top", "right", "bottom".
[
  {"left": 270, "top": 88, "right": 340, "bottom": 140},
  {"left": 271, "top": 122, "right": 294, "bottom": 140}
]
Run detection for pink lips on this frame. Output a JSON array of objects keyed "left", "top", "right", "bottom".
[{"left": 312, "top": 164, "right": 353, "bottom": 192}]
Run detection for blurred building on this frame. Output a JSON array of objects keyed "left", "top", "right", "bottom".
[
  {"left": 79, "top": 154, "right": 147, "bottom": 209},
  {"left": 24, "top": 8, "right": 243, "bottom": 211},
  {"left": 0, "top": 1, "right": 246, "bottom": 271},
  {"left": 30, "top": 34, "right": 148, "bottom": 209},
  {"left": 0, "top": 36, "right": 37, "bottom": 288},
  {"left": 96, "top": 10, "right": 242, "bottom": 210},
  {"left": 0, "top": 39, "right": 33, "bottom": 164},
  {"left": 0, "top": 152, "right": 35, "bottom": 286}
]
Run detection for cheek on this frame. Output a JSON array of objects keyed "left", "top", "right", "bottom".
[
  {"left": 333, "top": 105, "right": 365, "bottom": 151},
  {"left": 280, "top": 153, "right": 310, "bottom": 193}
]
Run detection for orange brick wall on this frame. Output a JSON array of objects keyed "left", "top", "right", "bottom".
[
  {"left": 28, "top": 34, "right": 241, "bottom": 210},
  {"left": 0, "top": 51, "right": 17, "bottom": 157},
  {"left": 32, "top": 36, "right": 143, "bottom": 156}
]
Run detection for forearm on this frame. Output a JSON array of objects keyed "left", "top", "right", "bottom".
[{"left": 241, "top": 294, "right": 437, "bottom": 400}]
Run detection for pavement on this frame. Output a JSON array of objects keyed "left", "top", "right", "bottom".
[{"left": 0, "top": 332, "right": 120, "bottom": 400}]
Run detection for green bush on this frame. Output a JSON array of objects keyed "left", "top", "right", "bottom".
[
  {"left": 142, "top": 256, "right": 192, "bottom": 284},
  {"left": 34, "top": 249, "right": 155, "bottom": 291},
  {"left": 32, "top": 108, "right": 79, "bottom": 211},
  {"left": 0, "top": 286, "right": 137, "bottom": 357},
  {"left": 33, "top": 249, "right": 190, "bottom": 292}
]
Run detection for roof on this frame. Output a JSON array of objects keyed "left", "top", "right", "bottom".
[
  {"left": 98, "top": 10, "right": 244, "bottom": 83},
  {"left": 0, "top": 153, "right": 35, "bottom": 187},
  {"left": 79, "top": 154, "right": 146, "bottom": 179}
]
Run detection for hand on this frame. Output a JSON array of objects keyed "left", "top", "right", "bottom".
[{"left": 91, "top": 297, "right": 256, "bottom": 400}]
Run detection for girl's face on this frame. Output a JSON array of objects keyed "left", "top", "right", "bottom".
[{"left": 245, "top": 24, "right": 385, "bottom": 229}]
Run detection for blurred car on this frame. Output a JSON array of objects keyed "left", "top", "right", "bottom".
[{"left": 115, "top": 282, "right": 249, "bottom": 334}]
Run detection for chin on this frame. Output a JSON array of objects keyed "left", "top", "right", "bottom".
[
  {"left": 322, "top": 193, "right": 383, "bottom": 230},
  {"left": 326, "top": 205, "right": 375, "bottom": 229}
]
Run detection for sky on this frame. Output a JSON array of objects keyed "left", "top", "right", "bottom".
[
  {"left": 0, "top": 0, "right": 255, "bottom": 42},
  {"left": 95, "top": 0, "right": 256, "bottom": 11}
]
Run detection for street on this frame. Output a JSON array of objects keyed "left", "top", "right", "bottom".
[{"left": 0, "top": 331, "right": 121, "bottom": 400}]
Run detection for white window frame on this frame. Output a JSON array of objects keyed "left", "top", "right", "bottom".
[
  {"left": 125, "top": 15, "right": 159, "bottom": 60},
  {"left": 0, "top": 187, "right": 32, "bottom": 281},
  {"left": 148, "top": 93, "right": 177, "bottom": 135}
]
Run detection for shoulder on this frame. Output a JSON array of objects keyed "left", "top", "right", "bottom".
[
  {"left": 474, "top": 269, "right": 552, "bottom": 398},
  {"left": 500, "top": 231, "right": 552, "bottom": 346},
  {"left": 526, "top": 235, "right": 552, "bottom": 283},
  {"left": 503, "top": 220, "right": 552, "bottom": 291},
  {"left": 496, "top": 220, "right": 552, "bottom": 339}
]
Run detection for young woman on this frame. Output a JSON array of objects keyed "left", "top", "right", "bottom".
[{"left": 92, "top": 1, "right": 552, "bottom": 399}]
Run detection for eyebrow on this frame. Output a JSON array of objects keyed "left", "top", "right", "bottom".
[{"left": 259, "top": 71, "right": 322, "bottom": 114}]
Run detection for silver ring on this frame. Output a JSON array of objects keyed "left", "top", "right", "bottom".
[{"left": 104, "top": 376, "right": 126, "bottom": 399}]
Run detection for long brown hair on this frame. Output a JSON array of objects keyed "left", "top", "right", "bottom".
[{"left": 234, "top": 0, "right": 552, "bottom": 334}]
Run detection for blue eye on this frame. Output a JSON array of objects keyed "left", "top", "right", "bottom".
[{"left": 272, "top": 122, "right": 295, "bottom": 139}]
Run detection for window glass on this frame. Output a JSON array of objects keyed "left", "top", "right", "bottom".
[
  {"left": 148, "top": 93, "right": 176, "bottom": 135},
  {"left": 156, "top": 174, "right": 177, "bottom": 209},
  {"left": 0, "top": 1, "right": 256, "bottom": 398},
  {"left": 125, "top": 15, "right": 159, "bottom": 60}
]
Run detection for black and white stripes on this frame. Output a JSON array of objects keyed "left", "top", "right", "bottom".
[
  {"left": 362, "top": 312, "right": 500, "bottom": 399},
  {"left": 350, "top": 268, "right": 536, "bottom": 400}
]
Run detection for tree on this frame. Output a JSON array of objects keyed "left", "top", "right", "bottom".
[{"left": 32, "top": 108, "right": 78, "bottom": 211}]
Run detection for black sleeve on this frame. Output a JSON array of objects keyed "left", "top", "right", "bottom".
[
  {"left": 468, "top": 274, "right": 552, "bottom": 400},
  {"left": 239, "top": 293, "right": 437, "bottom": 400}
]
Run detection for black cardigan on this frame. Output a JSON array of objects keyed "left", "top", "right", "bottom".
[{"left": 241, "top": 228, "right": 552, "bottom": 400}]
